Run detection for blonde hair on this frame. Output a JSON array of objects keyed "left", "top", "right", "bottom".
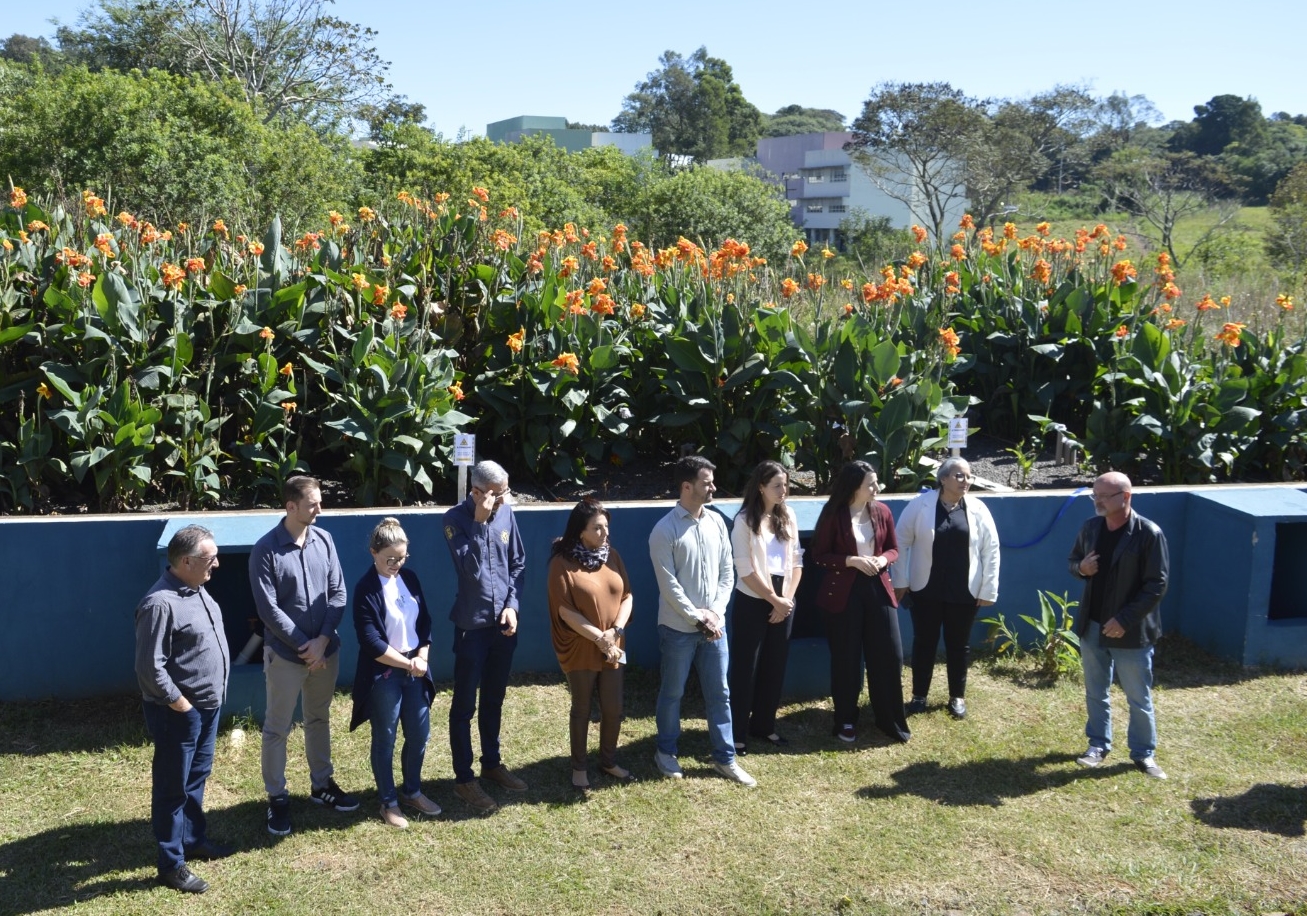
[{"left": 368, "top": 517, "right": 408, "bottom": 553}]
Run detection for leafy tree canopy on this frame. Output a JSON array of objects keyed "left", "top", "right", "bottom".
[
  {"left": 611, "top": 47, "right": 762, "bottom": 162},
  {"left": 762, "top": 104, "right": 846, "bottom": 137}
]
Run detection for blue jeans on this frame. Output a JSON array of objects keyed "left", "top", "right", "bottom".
[
  {"left": 449, "top": 625, "right": 517, "bottom": 784},
  {"left": 369, "top": 668, "right": 430, "bottom": 807},
  {"left": 1080, "top": 626, "right": 1157, "bottom": 760},
  {"left": 143, "top": 703, "right": 220, "bottom": 872},
  {"left": 655, "top": 624, "right": 735, "bottom": 765}
]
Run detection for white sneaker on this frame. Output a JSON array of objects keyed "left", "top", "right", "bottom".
[
  {"left": 712, "top": 760, "right": 757, "bottom": 787},
  {"left": 654, "top": 750, "right": 683, "bottom": 779}
]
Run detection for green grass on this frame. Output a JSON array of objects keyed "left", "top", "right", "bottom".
[{"left": 2, "top": 641, "right": 1305, "bottom": 915}]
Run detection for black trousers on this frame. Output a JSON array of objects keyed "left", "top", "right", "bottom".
[
  {"left": 909, "top": 594, "right": 980, "bottom": 699},
  {"left": 564, "top": 667, "right": 623, "bottom": 771},
  {"left": 823, "top": 576, "right": 910, "bottom": 742},
  {"left": 729, "top": 578, "right": 793, "bottom": 746}
]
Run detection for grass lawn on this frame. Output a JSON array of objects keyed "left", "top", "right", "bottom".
[{"left": 2, "top": 640, "right": 1305, "bottom": 915}]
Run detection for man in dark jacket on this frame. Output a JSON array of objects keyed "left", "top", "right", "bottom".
[{"left": 1068, "top": 472, "right": 1170, "bottom": 779}]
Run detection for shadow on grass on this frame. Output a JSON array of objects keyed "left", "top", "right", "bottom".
[
  {"left": 855, "top": 752, "right": 1128, "bottom": 807},
  {"left": 1191, "top": 783, "right": 1307, "bottom": 836},
  {"left": 0, "top": 695, "right": 146, "bottom": 758},
  {"left": 0, "top": 797, "right": 377, "bottom": 916}
]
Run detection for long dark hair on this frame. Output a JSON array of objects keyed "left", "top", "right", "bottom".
[
  {"left": 817, "top": 460, "right": 877, "bottom": 532},
  {"left": 741, "top": 460, "right": 791, "bottom": 541},
  {"left": 551, "top": 497, "right": 610, "bottom": 557}
]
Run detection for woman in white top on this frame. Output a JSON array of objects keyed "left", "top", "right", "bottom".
[
  {"left": 893, "top": 457, "right": 1000, "bottom": 720},
  {"left": 729, "top": 460, "right": 803, "bottom": 754},
  {"left": 349, "top": 518, "right": 440, "bottom": 828}
]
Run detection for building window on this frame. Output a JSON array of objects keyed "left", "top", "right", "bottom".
[
  {"left": 829, "top": 203, "right": 847, "bottom": 213},
  {"left": 806, "top": 173, "right": 824, "bottom": 183},
  {"left": 830, "top": 170, "right": 847, "bottom": 183},
  {"left": 806, "top": 203, "right": 824, "bottom": 213}
]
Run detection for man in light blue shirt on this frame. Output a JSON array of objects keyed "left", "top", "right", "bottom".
[{"left": 649, "top": 455, "right": 756, "bottom": 787}]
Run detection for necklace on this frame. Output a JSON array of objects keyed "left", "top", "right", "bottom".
[{"left": 941, "top": 497, "right": 962, "bottom": 512}]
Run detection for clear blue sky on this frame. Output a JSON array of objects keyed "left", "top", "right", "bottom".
[{"left": 9, "top": 0, "right": 1305, "bottom": 138}]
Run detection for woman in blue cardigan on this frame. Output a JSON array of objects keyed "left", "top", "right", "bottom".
[
  {"left": 810, "top": 461, "right": 910, "bottom": 744},
  {"left": 349, "top": 518, "right": 440, "bottom": 828}
]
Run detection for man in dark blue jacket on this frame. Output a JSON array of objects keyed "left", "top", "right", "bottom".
[
  {"left": 443, "top": 460, "right": 528, "bottom": 813},
  {"left": 1068, "top": 472, "right": 1170, "bottom": 779}
]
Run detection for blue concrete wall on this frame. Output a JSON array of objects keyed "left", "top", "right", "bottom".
[{"left": 2, "top": 486, "right": 1303, "bottom": 716}]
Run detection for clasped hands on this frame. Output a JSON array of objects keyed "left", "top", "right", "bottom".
[{"left": 594, "top": 627, "right": 623, "bottom": 662}]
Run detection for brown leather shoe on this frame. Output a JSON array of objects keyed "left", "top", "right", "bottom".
[
  {"left": 481, "top": 764, "right": 527, "bottom": 793},
  {"left": 454, "top": 780, "right": 498, "bottom": 813}
]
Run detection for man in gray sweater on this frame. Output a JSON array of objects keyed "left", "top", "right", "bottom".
[{"left": 135, "top": 524, "right": 231, "bottom": 894}]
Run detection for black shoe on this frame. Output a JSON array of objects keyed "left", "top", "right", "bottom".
[
  {"left": 905, "top": 696, "right": 927, "bottom": 715},
  {"left": 267, "top": 794, "right": 292, "bottom": 836},
  {"left": 185, "top": 840, "right": 234, "bottom": 861},
  {"left": 310, "top": 778, "right": 360, "bottom": 812},
  {"left": 734, "top": 743, "right": 748, "bottom": 757},
  {"left": 158, "top": 864, "right": 208, "bottom": 894},
  {"left": 759, "top": 733, "right": 789, "bottom": 748},
  {"left": 947, "top": 697, "right": 967, "bottom": 720}
]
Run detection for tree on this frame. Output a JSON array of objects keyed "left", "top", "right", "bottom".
[
  {"left": 1170, "top": 94, "right": 1269, "bottom": 158},
  {"left": 1089, "top": 92, "right": 1164, "bottom": 155},
  {"left": 612, "top": 47, "right": 762, "bottom": 162},
  {"left": 56, "top": 0, "right": 391, "bottom": 126},
  {"left": 0, "top": 64, "right": 358, "bottom": 228},
  {"left": 628, "top": 164, "right": 794, "bottom": 263},
  {"left": 762, "top": 105, "right": 846, "bottom": 138},
  {"left": 1093, "top": 148, "right": 1241, "bottom": 267},
  {"left": 1, "top": 34, "right": 59, "bottom": 66},
  {"left": 1265, "top": 162, "right": 1307, "bottom": 276},
  {"left": 847, "top": 81, "right": 985, "bottom": 243},
  {"left": 966, "top": 85, "right": 1098, "bottom": 223}
]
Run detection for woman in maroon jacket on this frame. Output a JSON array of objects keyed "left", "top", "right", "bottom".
[{"left": 810, "top": 461, "right": 911, "bottom": 744}]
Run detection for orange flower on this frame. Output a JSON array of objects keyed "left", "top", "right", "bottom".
[
  {"left": 327, "top": 210, "right": 345, "bottom": 228},
  {"left": 1277, "top": 294, "right": 1295, "bottom": 310},
  {"left": 448, "top": 382, "right": 465, "bottom": 401},
  {"left": 36, "top": 382, "right": 52, "bottom": 399},
  {"left": 260, "top": 327, "right": 274, "bottom": 340},
  {"left": 1110, "top": 260, "right": 1137, "bottom": 284},
  {"left": 234, "top": 284, "right": 247, "bottom": 297},
  {"left": 26, "top": 220, "right": 49, "bottom": 232},
  {"left": 938, "top": 327, "right": 961, "bottom": 359},
  {"left": 565, "top": 289, "right": 586, "bottom": 314},
  {"left": 390, "top": 303, "right": 408, "bottom": 321},
  {"left": 888, "top": 376, "right": 903, "bottom": 388},
  {"left": 591, "top": 294, "right": 615, "bottom": 315},
  {"left": 1114, "top": 325, "right": 1129, "bottom": 339},
  {"left": 82, "top": 190, "right": 107, "bottom": 218},
  {"left": 1162, "top": 282, "right": 1182, "bottom": 300},
  {"left": 1003, "top": 222, "right": 1018, "bottom": 240},
  {"left": 790, "top": 240, "right": 809, "bottom": 258},
  {"left": 76, "top": 272, "right": 94, "bottom": 288},
  {"left": 601, "top": 255, "right": 617, "bottom": 273},
  {"left": 806, "top": 272, "right": 825, "bottom": 291},
  {"left": 906, "top": 251, "right": 927, "bottom": 270},
  {"left": 526, "top": 254, "right": 543, "bottom": 274},
  {"left": 586, "top": 277, "right": 607, "bottom": 296},
  {"left": 1031, "top": 259, "right": 1052, "bottom": 285},
  {"left": 552, "top": 352, "right": 580, "bottom": 375},
  {"left": 184, "top": 257, "right": 206, "bottom": 274},
  {"left": 861, "top": 282, "right": 879, "bottom": 303},
  {"left": 491, "top": 228, "right": 517, "bottom": 251},
  {"left": 944, "top": 271, "right": 960, "bottom": 296},
  {"left": 1035, "top": 222, "right": 1051, "bottom": 237},
  {"left": 351, "top": 272, "right": 369, "bottom": 291},
  {"left": 470, "top": 186, "right": 490, "bottom": 202},
  {"left": 558, "top": 255, "right": 579, "bottom": 278},
  {"left": 822, "top": 247, "right": 835, "bottom": 260},
  {"left": 1194, "top": 294, "right": 1219, "bottom": 311},
  {"left": 281, "top": 401, "right": 297, "bottom": 413},
  {"left": 358, "top": 205, "right": 377, "bottom": 222},
  {"left": 212, "top": 219, "right": 229, "bottom": 238},
  {"left": 279, "top": 362, "right": 294, "bottom": 376},
  {"left": 842, "top": 303, "right": 854, "bottom": 316},
  {"left": 160, "top": 263, "right": 185, "bottom": 290},
  {"left": 94, "top": 233, "right": 115, "bottom": 258},
  {"left": 115, "top": 211, "right": 137, "bottom": 230},
  {"left": 911, "top": 225, "right": 928, "bottom": 244},
  {"left": 177, "top": 222, "right": 189, "bottom": 233},
  {"left": 372, "top": 284, "right": 389, "bottom": 306},
  {"left": 959, "top": 214, "right": 975, "bottom": 230},
  {"left": 780, "top": 277, "right": 799, "bottom": 299},
  {"left": 2, "top": 239, "right": 13, "bottom": 252},
  {"left": 507, "top": 327, "right": 526, "bottom": 353},
  {"left": 1214, "top": 322, "right": 1246, "bottom": 347},
  {"left": 950, "top": 244, "right": 966, "bottom": 261},
  {"left": 630, "top": 303, "right": 646, "bottom": 320},
  {"left": 249, "top": 242, "right": 265, "bottom": 256},
  {"left": 1164, "top": 318, "right": 1187, "bottom": 331},
  {"left": 1113, "top": 235, "right": 1127, "bottom": 251},
  {"left": 9, "top": 187, "right": 27, "bottom": 209}
]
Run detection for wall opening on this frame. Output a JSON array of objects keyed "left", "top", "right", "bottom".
[{"left": 1269, "top": 522, "right": 1307, "bottom": 620}]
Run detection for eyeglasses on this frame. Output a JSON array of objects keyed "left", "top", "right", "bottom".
[
  {"left": 188, "top": 553, "right": 219, "bottom": 567},
  {"left": 382, "top": 555, "right": 408, "bottom": 567},
  {"left": 1093, "top": 489, "right": 1125, "bottom": 502}
]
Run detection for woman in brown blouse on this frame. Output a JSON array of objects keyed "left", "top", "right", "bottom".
[{"left": 547, "top": 498, "right": 635, "bottom": 794}]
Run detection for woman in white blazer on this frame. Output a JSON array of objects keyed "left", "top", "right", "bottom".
[
  {"left": 892, "top": 457, "right": 999, "bottom": 720},
  {"left": 729, "top": 460, "right": 803, "bottom": 754}
]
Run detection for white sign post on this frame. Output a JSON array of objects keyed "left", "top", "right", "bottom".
[
  {"left": 453, "top": 433, "right": 476, "bottom": 503},
  {"left": 948, "top": 417, "right": 969, "bottom": 458}
]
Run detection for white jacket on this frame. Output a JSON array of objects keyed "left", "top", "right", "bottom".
[
  {"left": 731, "top": 504, "right": 804, "bottom": 600},
  {"left": 891, "top": 490, "right": 1000, "bottom": 603}
]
